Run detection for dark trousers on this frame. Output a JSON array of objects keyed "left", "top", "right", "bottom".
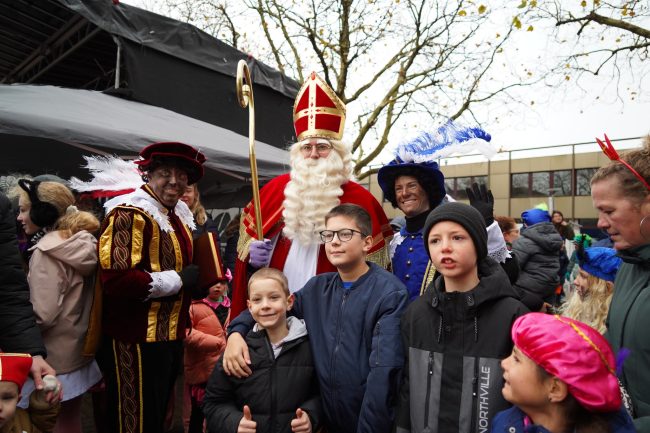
[
  {"left": 100, "top": 336, "right": 182, "bottom": 433},
  {"left": 188, "top": 389, "right": 205, "bottom": 433}
]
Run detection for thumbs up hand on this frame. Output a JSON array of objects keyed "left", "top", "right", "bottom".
[
  {"left": 238, "top": 405, "right": 257, "bottom": 433},
  {"left": 291, "top": 408, "right": 312, "bottom": 433}
]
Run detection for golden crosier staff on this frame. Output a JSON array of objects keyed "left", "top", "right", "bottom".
[{"left": 236, "top": 59, "right": 263, "bottom": 239}]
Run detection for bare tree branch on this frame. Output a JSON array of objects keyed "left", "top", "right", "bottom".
[
  {"left": 557, "top": 11, "right": 650, "bottom": 39},
  {"left": 151, "top": 0, "right": 532, "bottom": 174}
]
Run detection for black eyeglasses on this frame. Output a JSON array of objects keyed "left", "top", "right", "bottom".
[{"left": 319, "top": 229, "right": 366, "bottom": 243}]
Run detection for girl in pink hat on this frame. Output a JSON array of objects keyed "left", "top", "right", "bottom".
[{"left": 493, "top": 313, "right": 633, "bottom": 433}]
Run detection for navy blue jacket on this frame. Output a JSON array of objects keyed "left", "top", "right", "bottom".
[
  {"left": 491, "top": 406, "right": 635, "bottom": 433},
  {"left": 393, "top": 228, "right": 434, "bottom": 301},
  {"left": 229, "top": 262, "right": 408, "bottom": 433}
]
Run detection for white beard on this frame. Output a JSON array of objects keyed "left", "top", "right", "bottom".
[{"left": 282, "top": 141, "right": 353, "bottom": 245}]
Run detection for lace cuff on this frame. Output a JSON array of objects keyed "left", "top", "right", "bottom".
[
  {"left": 146, "top": 270, "right": 182, "bottom": 300},
  {"left": 487, "top": 221, "right": 510, "bottom": 263}
]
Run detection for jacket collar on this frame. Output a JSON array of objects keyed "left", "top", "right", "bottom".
[
  {"left": 103, "top": 185, "right": 195, "bottom": 233},
  {"left": 617, "top": 243, "right": 650, "bottom": 267},
  {"left": 426, "top": 256, "right": 519, "bottom": 310}
]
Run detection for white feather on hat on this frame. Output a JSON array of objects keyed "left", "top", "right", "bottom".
[{"left": 69, "top": 155, "right": 143, "bottom": 196}]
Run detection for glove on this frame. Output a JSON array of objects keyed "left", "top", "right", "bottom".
[
  {"left": 466, "top": 182, "right": 494, "bottom": 227},
  {"left": 249, "top": 239, "right": 272, "bottom": 268},
  {"left": 179, "top": 264, "right": 200, "bottom": 289},
  {"left": 146, "top": 270, "right": 182, "bottom": 300}
]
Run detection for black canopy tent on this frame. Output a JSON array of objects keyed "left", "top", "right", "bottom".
[
  {"left": 0, "top": 83, "right": 291, "bottom": 207},
  {"left": 0, "top": 0, "right": 299, "bottom": 206}
]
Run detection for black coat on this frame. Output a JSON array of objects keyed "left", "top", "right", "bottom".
[
  {"left": 396, "top": 258, "right": 528, "bottom": 433},
  {"left": 0, "top": 192, "right": 46, "bottom": 356},
  {"left": 203, "top": 329, "right": 322, "bottom": 433}
]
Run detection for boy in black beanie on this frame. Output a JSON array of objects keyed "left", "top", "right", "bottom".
[{"left": 395, "top": 202, "right": 528, "bottom": 433}]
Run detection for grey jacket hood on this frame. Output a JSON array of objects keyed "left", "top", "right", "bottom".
[{"left": 521, "top": 222, "right": 563, "bottom": 253}]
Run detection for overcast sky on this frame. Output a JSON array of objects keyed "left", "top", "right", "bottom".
[{"left": 122, "top": 0, "right": 649, "bottom": 162}]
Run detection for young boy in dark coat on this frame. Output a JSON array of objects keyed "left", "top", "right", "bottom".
[
  {"left": 203, "top": 268, "right": 321, "bottom": 433},
  {"left": 224, "top": 204, "right": 409, "bottom": 433},
  {"left": 396, "top": 202, "right": 528, "bottom": 433}
]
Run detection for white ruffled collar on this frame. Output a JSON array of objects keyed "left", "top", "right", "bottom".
[
  {"left": 104, "top": 186, "right": 196, "bottom": 233},
  {"left": 389, "top": 232, "right": 405, "bottom": 259}
]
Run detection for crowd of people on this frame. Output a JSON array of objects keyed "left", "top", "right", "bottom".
[{"left": 0, "top": 71, "right": 649, "bottom": 433}]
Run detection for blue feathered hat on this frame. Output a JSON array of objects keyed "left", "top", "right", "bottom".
[
  {"left": 579, "top": 247, "right": 622, "bottom": 283},
  {"left": 521, "top": 208, "right": 551, "bottom": 226},
  {"left": 378, "top": 120, "right": 494, "bottom": 208}
]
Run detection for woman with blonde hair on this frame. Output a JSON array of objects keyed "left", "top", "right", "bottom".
[
  {"left": 561, "top": 246, "right": 621, "bottom": 334},
  {"left": 181, "top": 183, "right": 219, "bottom": 238},
  {"left": 15, "top": 179, "right": 102, "bottom": 433}
]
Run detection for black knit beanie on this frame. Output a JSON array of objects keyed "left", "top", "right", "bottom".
[{"left": 422, "top": 202, "right": 488, "bottom": 261}]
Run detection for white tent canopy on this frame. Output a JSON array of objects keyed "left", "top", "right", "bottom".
[{"left": 0, "top": 84, "right": 289, "bottom": 179}]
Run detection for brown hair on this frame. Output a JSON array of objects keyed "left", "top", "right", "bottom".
[
  {"left": 248, "top": 268, "right": 290, "bottom": 296},
  {"left": 56, "top": 210, "right": 101, "bottom": 239},
  {"left": 324, "top": 204, "right": 372, "bottom": 236},
  {"left": 591, "top": 135, "right": 650, "bottom": 205},
  {"left": 496, "top": 215, "right": 517, "bottom": 233},
  {"left": 536, "top": 366, "right": 611, "bottom": 433},
  {"left": 224, "top": 214, "right": 241, "bottom": 239},
  {"left": 15, "top": 181, "right": 75, "bottom": 217}
]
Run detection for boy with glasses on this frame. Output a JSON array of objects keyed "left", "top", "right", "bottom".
[
  {"left": 224, "top": 204, "right": 408, "bottom": 433},
  {"left": 230, "top": 72, "right": 392, "bottom": 317}
]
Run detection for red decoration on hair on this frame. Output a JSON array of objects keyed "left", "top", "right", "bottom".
[{"left": 596, "top": 134, "right": 650, "bottom": 191}]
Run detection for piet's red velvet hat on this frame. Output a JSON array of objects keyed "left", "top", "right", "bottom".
[
  {"left": 0, "top": 353, "right": 33, "bottom": 392},
  {"left": 293, "top": 72, "right": 346, "bottom": 142},
  {"left": 135, "top": 142, "right": 206, "bottom": 185},
  {"left": 512, "top": 313, "right": 621, "bottom": 412}
]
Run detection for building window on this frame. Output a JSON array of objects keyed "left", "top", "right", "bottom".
[
  {"left": 511, "top": 173, "right": 529, "bottom": 198},
  {"left": 444, "top": 179, "right": 455, "bottom": 197},
  {"left": 531, "top": 172, "right": 550, "bottom": 196},
  {"left": 511, "top": 170, "right": 574, "bottom": 197},
  {"left": 552, "top": 170, "right": 572, "bottom": 196},
  {"left": 576, "top": 168, "right": 598, "bottom": 196},
  {"left": 445, "top": 175, "right": 488, "bottom": 200}
]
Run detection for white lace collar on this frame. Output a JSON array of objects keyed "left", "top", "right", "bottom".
[
  {"left": 389, "top": 232, "right": 405, "bottom": 259},
  {"left": 104, "top": 186, "right": 196, "bottom": 233}
]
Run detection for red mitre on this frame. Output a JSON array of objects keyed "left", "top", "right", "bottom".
[
  {"left": 293, "top": 72, "right": 346, "bottom": 142},
  {"left": 135, "top": 142, "right": 207, "bottom": 185},
  {"left": 0, "top": 353, "right": 33, "bottom": 392}
]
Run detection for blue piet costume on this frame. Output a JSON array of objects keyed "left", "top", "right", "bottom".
[
  {"left": 378, "top": 121, "right": 504, "bottom": 300},
  {"left": 579, "top": 247, "right": 622, "bottom": 283}
]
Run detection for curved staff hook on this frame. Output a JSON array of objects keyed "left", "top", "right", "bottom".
[{"left": 236, "top": 60, "right": 263, "bottom": 239}]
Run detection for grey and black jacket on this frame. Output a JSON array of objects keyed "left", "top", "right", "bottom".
[
  {"left": 396, "top": 257, "right": 528, "bottom": 433},
  {"left": 511, "top": 222, "right": 563, "bottom": 311}
]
